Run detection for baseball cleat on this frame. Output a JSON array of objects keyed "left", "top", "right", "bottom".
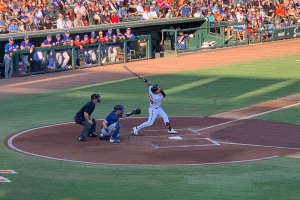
[
  {"left": 109, "top": 138, "right": 120, "bottom": 143},
  {"left": 88, "top": 132, "right": 98, "bottom": 137},
  {"left": 78, "top": 136, "right": 87, "bottom": 142},
  {"left": 168, "top": 128, "right": 177, "bottom": 134},
  {"left": 133, "top": 127, "right": 139, "bottom": 136}
]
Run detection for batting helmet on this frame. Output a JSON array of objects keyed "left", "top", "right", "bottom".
[
  {"left": 151, "top": 84, "right": 160, "bottom": 93},
  {"left": 91, "top": 93, "right": 101, "bottom": 102},
  {"left": 114, "top": 105, "right": 124, "bottom": 111}
]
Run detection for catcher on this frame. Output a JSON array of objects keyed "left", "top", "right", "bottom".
[{"left": 99, "top": 105, "right": 141, "bottom": 143}]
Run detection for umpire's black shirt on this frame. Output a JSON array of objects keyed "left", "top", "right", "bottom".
[{"left": 77, "top": 101, "right": 95, "bottom": 117}]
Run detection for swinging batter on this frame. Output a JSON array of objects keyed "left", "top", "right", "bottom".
[{"left": 133, "top": 81, "right": 177, "bottom": 135}]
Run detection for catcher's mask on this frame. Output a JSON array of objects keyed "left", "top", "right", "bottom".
[
  {"left": 91, "top": 93, "right": 101, "bottom": 102},
  {"left": 151, "top": 84, "right": 160, "bottom": 93},
  {"left": 114, "top": 105, "right": 125, "bottom": 112}
]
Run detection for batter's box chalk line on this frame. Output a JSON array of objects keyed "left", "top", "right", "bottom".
[
  {"left": 142, "top": 128, "right": 200, "bottom": 139},
  {"left": 151, "top": 137, "right": 220, "bottom": 149}
]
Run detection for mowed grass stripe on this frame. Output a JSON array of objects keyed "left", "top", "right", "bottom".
[{"left": 232, "top": 79, "right": 298, "bottom": 101}]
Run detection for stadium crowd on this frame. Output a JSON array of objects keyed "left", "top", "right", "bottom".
[{"left": 0, "top": 0, "right": 299, "bottom": 33}]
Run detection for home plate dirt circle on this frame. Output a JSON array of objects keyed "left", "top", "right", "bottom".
[{"left": 6, "top": 117, "right": 300, "bottom": 166}]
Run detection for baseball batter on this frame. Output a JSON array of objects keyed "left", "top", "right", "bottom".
[{"left": 133, "top": 81, "right": 177, "bottom": 135}]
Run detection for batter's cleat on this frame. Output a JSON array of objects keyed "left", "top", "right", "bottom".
[
  {"left": 109, "top": 138, "right": 120, "bottom": 143},
  {"left": 88, "top": 132, "right": 98, "bottom": 137},
  {"left": 133, "top": 127, "right": 139, "bottom": 136},
  {"left": 168, "top": 128, "right": 178, "bottom": 134},
  {"left": 78, "top": 136, "right": 87, "bottom": 142}
]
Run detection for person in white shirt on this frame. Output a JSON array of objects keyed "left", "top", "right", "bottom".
[
  {"left": 65, "top": 15, "right": 74, "bottom": 28},
  {"left": 148, "top": 6, "right": 158, "bottom": 19},
  {"left": 136, "top": 2, "right": 145, "bottom": 15},
  {"left": 73, "top": 1, "right": 87, "bottom": 17},
  {"left": 56, "top": 13, "right": 67, "bottom": 29},
  {"left": 133, "top": 81, "right": 177, "bottom": 135}
]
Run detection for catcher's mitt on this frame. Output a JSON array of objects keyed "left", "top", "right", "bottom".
[
  {"left": 132, "top": 108, "right": 141, "bottom": 115},
  {"left": 126, "top": 108, "right": 141, "bottom": 117}
]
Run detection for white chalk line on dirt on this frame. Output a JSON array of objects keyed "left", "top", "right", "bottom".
[
  {"left": 194, "top": 102, "right": 300, "bottom": 132},
  {"left": 218, "top": 141, "right": 300, "bottom": 150},
  {"left": 153, "top": 137, "right": 219, "bottom": 149},
  {"left": 6, "top": 129, "right": 281, "bottom": 166}
]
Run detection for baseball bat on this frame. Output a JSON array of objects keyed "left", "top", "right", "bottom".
[{"left": 123, "top": 65, "right": 148, "bottom": 83}]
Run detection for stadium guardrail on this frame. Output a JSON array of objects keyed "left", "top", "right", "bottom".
[
  {"left": 10, "top": 35, "right": 152, "bottom": 76},
  {"left": 161, "top": 23, "right": 300, "bottom": 55}
]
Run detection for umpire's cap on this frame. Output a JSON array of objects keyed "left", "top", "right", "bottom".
[
  {"left": 113, "top": 105, "right": 124, "bottom": 111},
  {"left": 151, "top": 84, "right": 160, "bottom": 93},
  {"left": 91, "top": 93, "right": 101, "bottom": 102}
]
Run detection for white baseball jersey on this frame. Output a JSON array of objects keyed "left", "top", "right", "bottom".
[
  {"left": 149, "top": 85, "right": 164, "bottom": 108},
  {"left": 136, "top": 85, "right": 170, "bottom": 131}
]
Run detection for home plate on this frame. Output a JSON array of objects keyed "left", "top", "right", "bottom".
[{"left": 168, "top": 136, "right": 183, "bottom": 140}]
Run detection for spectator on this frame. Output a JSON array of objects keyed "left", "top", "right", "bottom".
[
  {"left": 281, "top": 17, "right": 293, "bottom": 27},
  {"left": 165, "top": 8, "right": 175, "bottom": 18},
  {"left": 20, "top": 35, "right": 34, "bottom": 74},
  {"left": 127, "top": 3, "right": 138, "bottom": 16},
  {"left": 180, "top": 3, "right": 191, "bottom": 17},
  {"left": 149, "top": 6, "right": 158, "bottom": 19},
  {"left": 74, "top": 1, "right": 88, "bottom": 18},
  {"left": 43, "top": 16, "right": 53, "bottom": 30},
  {"left": 275, "top": 3, "right": 286, "bottom": 19},
  {"left": 56, "top": 13, "right": 67, "bottom": 29},
  {"left": 65, "top": 15, "right": 74, "bottom": 28},
  {"left": 19, "top": 10, "right": 29, "bottom": 27},
  {"left": 101, "top": 10, "right": 111, "bottom": 24},
  {"left": 73, "top": 13, "right": 84, "bottom": 27},
  {"left": 4, "top": 37, "right": 19, "bottom": 79},
  {"left": 194, "top": 8, "right": 203, "bottom": 17},
  {"left": 110, "top": 10, "right": 120, "bottom": 23},
  {"left": 7, "top": 18, "right": 20, "bottom": 33},
  {"left": 0, "top": 13, "right": 7, "bottom": 33},
  {"left": 52, "top": 0, "right": 65, "bottom": 15},
  {"left": 118, "top": 5, "right": 128, "bottom": 18}
]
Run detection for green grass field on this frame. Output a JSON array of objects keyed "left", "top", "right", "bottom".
[{"left": 1, "top": 54, "right": 300, "bottom": 200}]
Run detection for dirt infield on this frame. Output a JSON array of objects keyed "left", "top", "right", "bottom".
[
  {"left": 3, "top": 39, "right": 300, "bottom": 165},
  {"left": 7, "top": 117, "right": 300, "bottom": 165}
]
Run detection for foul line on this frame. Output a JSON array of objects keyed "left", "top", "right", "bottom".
[
  {"left": 218, "top": 141, "right": 300, "bottom": 150},
  {"left": 194, "top": 102, "right": 300, "bottom": 132}
]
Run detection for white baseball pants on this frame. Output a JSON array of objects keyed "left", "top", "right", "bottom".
[{"left": 136, "top": 107, "right": 169, "bottom": 130}]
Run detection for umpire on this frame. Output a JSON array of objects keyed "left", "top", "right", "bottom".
[{"left": 74, "top": 94, "right": 101, "bottom": 141}]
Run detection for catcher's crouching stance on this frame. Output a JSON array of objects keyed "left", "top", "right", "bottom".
[{"left": 99, "top": 105, "right": 141, "bottom": 143}]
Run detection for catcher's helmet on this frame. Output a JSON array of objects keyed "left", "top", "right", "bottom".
[
  {"left": 114, "top": 105, "right": 124, "bottom": 111},
  {"left": 91, "top": 93, "right": 101, "bottom": 102},
  {"left": 151, "top": 84, "right": 160, "bottom": 93}
]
